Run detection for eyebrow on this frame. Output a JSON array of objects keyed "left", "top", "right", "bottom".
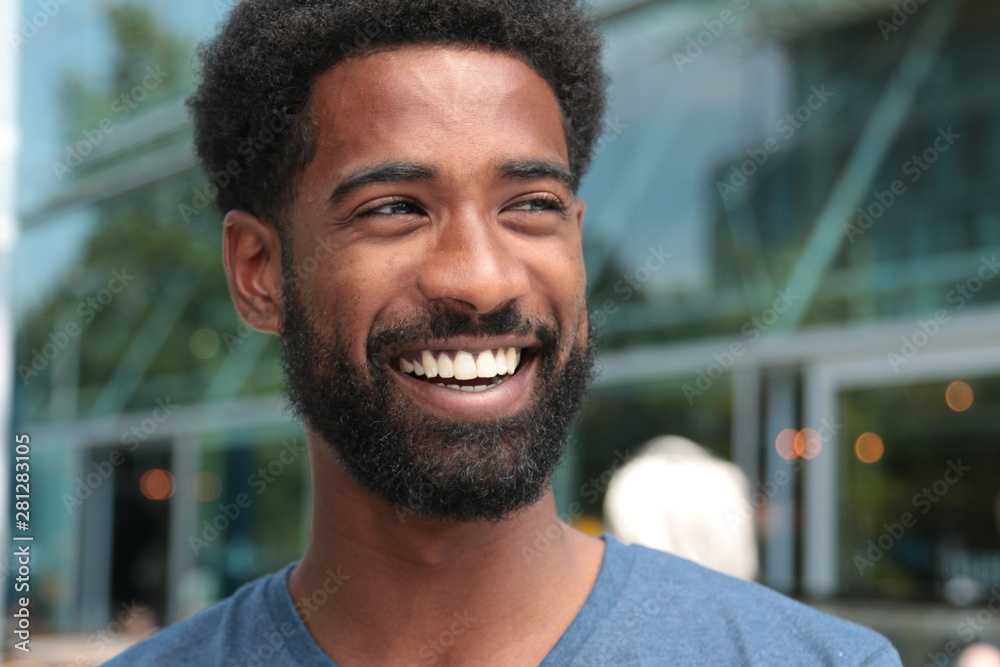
[
  {"left": 325, "top": 158, "right": 577, "bottom": 209},
  {"left": 326, "top": 162, "right": 437, "bottom": 209},
  {"left": 497, "top": 160, "right": 577, "bottom": 192}
]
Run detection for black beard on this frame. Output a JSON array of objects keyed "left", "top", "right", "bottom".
[{"left": 278, "top": 273, "right": 597, "bottom": 523}]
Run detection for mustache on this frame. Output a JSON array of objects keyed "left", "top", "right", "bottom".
[{"left": 365, "top": 302, "right": 556, "bottom": 367}]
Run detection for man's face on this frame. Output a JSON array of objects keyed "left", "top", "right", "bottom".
[{"left": 278, "top": 45, "right": 595, "bottom": 521}]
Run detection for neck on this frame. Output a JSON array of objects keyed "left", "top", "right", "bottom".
[{"left": 288, "top": 431, "right": 605, "bottom": 667}]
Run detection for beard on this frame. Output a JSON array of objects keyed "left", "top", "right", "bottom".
[{"left": 278, "top": 269, "right": 597, "bottom": 523}]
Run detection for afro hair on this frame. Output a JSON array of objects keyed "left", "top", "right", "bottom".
[{"left": 187, "top": 0, "right": 608, "bottom": 225}]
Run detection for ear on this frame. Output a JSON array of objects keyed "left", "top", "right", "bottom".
[{"left": 223, "top": 209, "right": 284, "bottom": 335}]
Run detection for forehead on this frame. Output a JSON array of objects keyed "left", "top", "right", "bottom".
[{"left": 294, "top": 45, "right": 570, "bottom": 206}]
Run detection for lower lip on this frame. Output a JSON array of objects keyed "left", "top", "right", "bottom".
[{"left": 390, "top": 354, "right": 538, "bottom": 418}]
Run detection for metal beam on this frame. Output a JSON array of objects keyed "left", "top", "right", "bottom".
[
  {"left": 775, "top": 0, "right": 962, "bottom": 330},
  {"left": 204, "top": 329, "right": 275, "bottom": 402},
  {"left": 89, "top": 267, "right": 207, "bottom": 417}
]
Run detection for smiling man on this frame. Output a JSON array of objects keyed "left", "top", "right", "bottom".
[{"left": 106, "top": 1, "right": 900, "bottom": 665}]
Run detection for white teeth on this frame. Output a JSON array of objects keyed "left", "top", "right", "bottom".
[
  {"left": 421, "top": 350, "right": 438, "bottom": 378},
  {"left": 454, "top": 351, "right": 478, "bottom": 380},
  {"left": 400, "top": 348, "right": 522, "bottom": 380},
  {"left": 495, "top": 349, "right": 508, "bottom": 375},
  {"left": 506, "top": 348, "right": 519, "bottom": 373},
  {"left": 476, "top": 351, "right": 498, "bottom": 378},
  {"left": 437, "top": 353, "right": 455, "bottom": 378},
  {"left": 428, "top": 376, "right": 506, "bottom": 391}
]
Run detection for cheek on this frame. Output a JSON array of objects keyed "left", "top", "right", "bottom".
[{"left": 318, "top": 251, "right": 418, "bottom": 346}]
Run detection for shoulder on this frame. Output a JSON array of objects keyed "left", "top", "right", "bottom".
[
  {"left": 101, "top": 565, "right": 305, "bottom": 667},
  {"left": 592, "top": 537, "right": 901, "bottom": 666}
]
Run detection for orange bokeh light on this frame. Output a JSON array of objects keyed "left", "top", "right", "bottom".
[
  {"left": 854, "top": 433, "right": 885, "bottom": 464},
  {"left": 945, "top": 381, "right": 974, "bottom": 412},
  {"left": 775, "top": 429, "right": 799, "bottom": 460},
  {"left": 140, "top": 469, "right": 176, "bottom": 501},
  {"left": 794, "top": 429, "right": 823, "bottom": 460}
]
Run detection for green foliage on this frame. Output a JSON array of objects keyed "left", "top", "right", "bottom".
[{"left": 19, "top": 2, "right": 280, "bottom": 419}]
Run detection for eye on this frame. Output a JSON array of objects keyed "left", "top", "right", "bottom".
[
  {"left": 506, "top": 196, "right": 568, "bottom": 214},
  {"left": 357, "top": 198, "right": 425, "bottom": 218}
]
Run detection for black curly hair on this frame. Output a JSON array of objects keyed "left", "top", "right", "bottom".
[{"left": 186, "top": 0, "right": 608, "bottom": 227}]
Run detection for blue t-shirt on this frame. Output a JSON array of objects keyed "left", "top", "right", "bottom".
[{"left": 104, "top": 535, "right": 900, "bottom": 666}]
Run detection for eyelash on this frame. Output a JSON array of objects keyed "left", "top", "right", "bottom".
[
  {"left": 356, "top": 195, "right": 568, "bottom": 219},
  {"left": 508, "top": 196, "right": 568, "bottom": 214},
  {"left": 356, "top": 198, "right": 423, "bottom": 218}
]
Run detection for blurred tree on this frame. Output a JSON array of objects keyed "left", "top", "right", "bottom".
[{"left": 17, "top": 1, "right": 280, "bottom": 420}]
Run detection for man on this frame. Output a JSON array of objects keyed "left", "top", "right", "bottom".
[{"left": 107, "top": 0, "right": 901, "bottom": 664}]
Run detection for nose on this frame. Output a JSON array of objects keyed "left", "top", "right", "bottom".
[{"left": 416, "top": 208, "right": 531, "bottom": 314}]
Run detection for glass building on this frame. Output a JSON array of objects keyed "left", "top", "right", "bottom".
[{"left": 7, "top": 0, "right": 1000, "bottom": 664}]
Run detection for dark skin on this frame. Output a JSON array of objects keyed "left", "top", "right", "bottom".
[{"left": 223, "top": 45, "right": 604, "bottom": 666}]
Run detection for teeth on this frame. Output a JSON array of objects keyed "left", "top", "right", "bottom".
[
  {"left": 454, "top": 351, "right": 478, "bottom": 380},
  {"left": 399, "top": 348, "right": 523, "bottom": 379},
  {"left": 506, "top": 348, "right": 519, "bottom": 373},
  {"left": 428, "top": 377, "right": 506, "bottom": 391},
  {"left": 437, "top": 353, "right": 455, "bottom": 378},
  {"left": 476, "top": 351, "right": 498, "bottom": 378},
  {"left": 421, "top": 350, "right": 438, "bottom": 378},
  {"left": 495, "top": 349, "right": 508, "bottom": 375}
]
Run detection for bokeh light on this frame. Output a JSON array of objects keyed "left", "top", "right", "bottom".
[
  {"left": 794, "top": 429, "right": 823, "bottom": 460},
  {"left": 854, "top": 433, "right": 885, "bottom": 464},
  {"left": 775, "top": 429, "right": 798, "bottom": 460},
  {"left": 945, "top": 381, "right": 974, "bottom": 412},
  {"left": 193, "top": 471, "right": 222, "bottom": 502},
  {"left": 189, "top": 328, "right": 220, "bottom": 359},
  {"left": 140, "top": 469, "right": 176, "bottom": 500}
]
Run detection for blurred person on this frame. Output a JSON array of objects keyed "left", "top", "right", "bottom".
[
  {"left": 604, "top": 436, "right": 758, "bottom": 581},
  {"left": 104, "top": 0, "right": 900, "bottom": 664}
]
